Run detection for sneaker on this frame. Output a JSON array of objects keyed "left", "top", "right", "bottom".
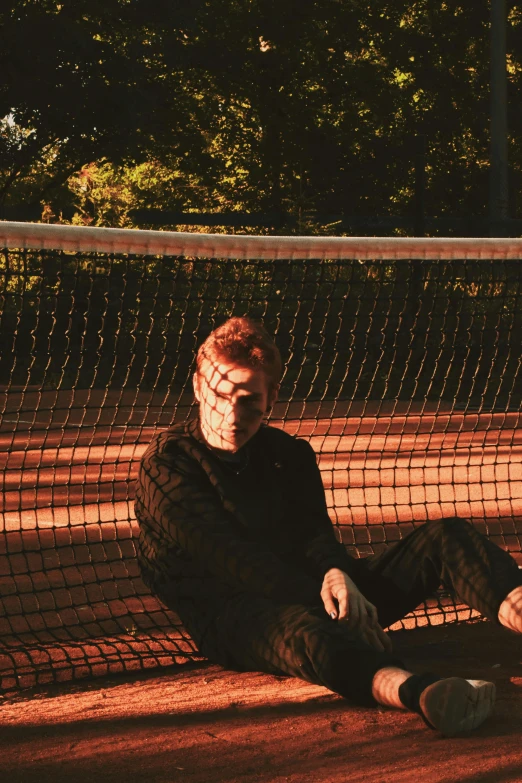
[{"left": 419, "top": 677, "right": 496, "bottom": 737}]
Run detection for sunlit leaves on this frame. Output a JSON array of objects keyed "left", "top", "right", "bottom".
[{"left": 1, "top": 0, "right": 522, "bottom": 230}]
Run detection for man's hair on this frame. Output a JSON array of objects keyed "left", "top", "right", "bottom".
[{"left": 196, "top": 317, "right": 282, "bottom": 388}]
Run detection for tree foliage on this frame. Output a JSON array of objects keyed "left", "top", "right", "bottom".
[{"left": 1, "top": 1, "right": 522, "bottom": 229}]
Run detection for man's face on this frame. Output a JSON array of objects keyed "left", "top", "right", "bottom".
[{"left": 193, "top": 358, "right": 279, "bottom": 452}]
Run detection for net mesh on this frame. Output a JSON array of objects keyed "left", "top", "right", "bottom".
[{"left": 1, "top": 223, "right": 521, "bottom": 693}]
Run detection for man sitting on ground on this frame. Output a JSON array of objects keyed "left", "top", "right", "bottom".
[{"left": 135, "top": 317, "right": 522, "bottom": 736}]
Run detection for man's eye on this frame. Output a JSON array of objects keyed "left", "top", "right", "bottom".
[{"left": 242, "top": 398, "right": 262, "bottom": 410}]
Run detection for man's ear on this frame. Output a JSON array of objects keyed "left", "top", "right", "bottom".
[
  {"left": 266, "top": 383, "right": 280, "bottom": 412},
  {"left": 193, "top": 372, "right": 201, "bottom": 403}
]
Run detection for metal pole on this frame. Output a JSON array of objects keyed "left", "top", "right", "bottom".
[{"left": 490, "top": 0, "right": 509, "bottom": 236}]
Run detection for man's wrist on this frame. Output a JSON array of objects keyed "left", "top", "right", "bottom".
[{"left": 324, "top": 567, "right": 351, "bottom": 581}]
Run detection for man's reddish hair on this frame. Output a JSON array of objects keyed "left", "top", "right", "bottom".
[{"left": 196, "top": 317, "right": 282, "bottom": 389}]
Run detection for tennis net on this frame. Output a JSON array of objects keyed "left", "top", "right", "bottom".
[{"left": 0, "top": 222, "right": 521, "bottom": 692}]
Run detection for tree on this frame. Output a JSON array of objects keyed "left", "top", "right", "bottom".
[
  {"left": 1, "top": 1, "right": 521, "bottom": 230},
  {"left": 0, "top": 0, "right": 207, "bottom": 208}
]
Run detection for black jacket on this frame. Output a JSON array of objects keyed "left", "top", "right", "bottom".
[{"left": 135, "top": 418, "right": 357, "bottom": 643}]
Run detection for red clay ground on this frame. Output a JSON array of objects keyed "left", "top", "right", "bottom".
[{"left": 1, "top": 620, "right": 521, "bottom": 783}]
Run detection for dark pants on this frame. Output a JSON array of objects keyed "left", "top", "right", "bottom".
[{"left": 182, "top": 519, "right": 522, "bottom": 706}]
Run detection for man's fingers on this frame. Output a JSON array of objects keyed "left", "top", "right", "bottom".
[
  {"left": 374, "top": 624, "right": 393, "bottom": 652},
  {"left": 360, "top": 623, "right": 392, "bottom": 653},
  {"left": 337, "top": 588, "right": 350, "bottom": 621},
  {"left": 321, "top": 569, "right": 391, "bottom": 651},
  {"left": 360, "top": 627, "right": 384, "bottom": 652},
  {"left": 364, "top": 600, "right": 379, "bottom": 626},
  {"left": 321, "top": 589, "right": 338, "bottom": 620},
  {"left": 345, "top": 593, "right": 361, "bottom": 627},
  {"left": 364, "top": 626, "right": 388, "bottom": 652}
]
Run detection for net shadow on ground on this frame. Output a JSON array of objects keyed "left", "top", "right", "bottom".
[{"left": 1, "top": 623, "right": 521, "bottom": 783}]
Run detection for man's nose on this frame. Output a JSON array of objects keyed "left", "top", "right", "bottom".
[{"left": 224, "top": 401, "right": 241, "bottom": 424}]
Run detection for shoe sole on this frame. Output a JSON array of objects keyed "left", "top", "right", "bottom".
[{"left": 419, "top": 678, "right": 496, "bottom": 737}]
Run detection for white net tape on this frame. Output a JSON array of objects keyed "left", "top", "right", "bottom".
[{"left": 1, "top": 220, "right": 522, "bottom": 259}]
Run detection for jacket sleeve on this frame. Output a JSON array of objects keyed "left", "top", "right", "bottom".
[
  {"left": 292, "top": 438, "right": 359, "bottom": 579},
  {"left": 138, "top": 443, "right": 320, "bottom": 604}
]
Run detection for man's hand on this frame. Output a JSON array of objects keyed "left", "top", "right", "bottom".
[{"left": 321, "top": 568, "right": 392, "bottom": 653}]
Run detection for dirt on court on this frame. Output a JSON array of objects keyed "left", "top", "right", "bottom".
[{"left": 1, "top": 620, "right": 521, "bottom": 783}]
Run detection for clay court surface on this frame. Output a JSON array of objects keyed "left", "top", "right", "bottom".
[
  {"left": 1, "top": 391, "right": 521, "bottom": 529},
  {"left": 1, "top": 395, "right": 522, "bottom": 781},
  {"left": 0, "top": 620, "right": 521, "bottom": 783}
]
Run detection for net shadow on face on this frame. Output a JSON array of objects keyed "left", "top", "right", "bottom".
[{"left": 194, "top": 357, "right": 271, "bottom": 452}]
